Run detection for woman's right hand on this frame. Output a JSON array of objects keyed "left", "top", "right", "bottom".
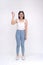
[
  {"left": 11, "top": 11, "right": 15, "bottom": 18},
  {"left": 11, "top": 12, "right": 17, "bottom": 25}
]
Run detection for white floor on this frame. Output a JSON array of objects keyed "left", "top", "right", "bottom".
[{"left": 0, "top": 53, "right": 43, "bottom": 65}]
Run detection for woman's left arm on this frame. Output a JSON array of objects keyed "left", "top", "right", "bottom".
[{"left": 25, "top": 19, "right": 28, "bottom": 40}]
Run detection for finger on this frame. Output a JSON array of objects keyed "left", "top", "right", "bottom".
[{"left": 11, "top": 12, "right": 14, "bottom": 14}]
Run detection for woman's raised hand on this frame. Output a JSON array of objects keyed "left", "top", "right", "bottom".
[
  {"left": 11, "top": 12, "right": 16, "bottom": 25},
  {"left": 11, "top": 11, "right": 15, "bottom": 18}
]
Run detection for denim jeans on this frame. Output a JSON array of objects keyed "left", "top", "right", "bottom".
[{"left": 16, "top": 30, "right": 25, "bottom": 56}]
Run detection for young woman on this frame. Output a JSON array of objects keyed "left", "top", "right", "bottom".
[{"left": 11, "top": 11, "right": 28, "bottom": 60}]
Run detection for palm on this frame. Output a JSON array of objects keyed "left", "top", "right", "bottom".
[{"left": 11, "top": 12, "right": 15, "bottom": 17}]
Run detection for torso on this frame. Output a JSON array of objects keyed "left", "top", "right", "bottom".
[{"left": 17, "top": 19, "right": 26, "bottom": 30}]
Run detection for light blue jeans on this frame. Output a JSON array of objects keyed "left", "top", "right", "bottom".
[{"left": 16, "top": 30, "right": 26, "bottom": 56}]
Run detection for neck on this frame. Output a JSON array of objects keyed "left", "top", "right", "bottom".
[{"left": 19, "top": 19, "right": 23, "bottom": 21}]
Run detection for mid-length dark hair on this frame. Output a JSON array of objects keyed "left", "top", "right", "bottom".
[{"left": 18, "top": 11, "right": 25, "bottom": 19}]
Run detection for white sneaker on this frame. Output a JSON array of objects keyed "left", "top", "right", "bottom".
[
  {"left": 16, "top": 56, "right": 19, "bottom": 60},
  {"left": 21, "top": 56, "right": 25, "bottom": 60}
]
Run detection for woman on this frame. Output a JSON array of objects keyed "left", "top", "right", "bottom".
[{"left": 11, "top": 11, "right": 28, "bottom": 60}]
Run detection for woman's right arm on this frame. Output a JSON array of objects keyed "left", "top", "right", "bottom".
[{"left": 11, "top": 12, "right": 17, "bottom": 25}]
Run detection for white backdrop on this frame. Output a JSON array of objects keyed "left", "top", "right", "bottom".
[{"left": 0, "top": 0, "right": 43, "bottom": 57}]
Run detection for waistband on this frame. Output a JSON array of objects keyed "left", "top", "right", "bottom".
[{"left": 17, "top": 29, "right": 25, "bottom": 31}]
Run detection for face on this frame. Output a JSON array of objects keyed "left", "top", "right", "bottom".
[{"left": 19, "top": 12, "right": 24, "bottom": 19}]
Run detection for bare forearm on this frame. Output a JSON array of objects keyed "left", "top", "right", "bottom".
[
  {"left": 25, "top": 27, "right": 28, "bottom": 36},
  {"left": 11, "top": 17, "right": 14, "bottom": 25},
  {"left": 11, "top": 17, "right": 16, "bottom": 25}
]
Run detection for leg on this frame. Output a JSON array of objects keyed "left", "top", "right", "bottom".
[
  {"left": 21, "top": 40, "right": 24, "bottom": 56},
  {"left": 20, "top": 30, "right": 25, "bottom": 56},
  {"left": 16, "top": 30, "right": 21, "bottom": 56}
]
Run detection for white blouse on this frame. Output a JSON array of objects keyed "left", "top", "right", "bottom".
[{"left": 17, "top": 19, "right": 25, "bottom": 30}]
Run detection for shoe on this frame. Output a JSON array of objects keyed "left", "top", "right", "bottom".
[
  {"left": 16, "top": 56, "right": 19, "bottom": 60},
  {"left": 21, "top": 56, "right": 25, "bottom": 60}
]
